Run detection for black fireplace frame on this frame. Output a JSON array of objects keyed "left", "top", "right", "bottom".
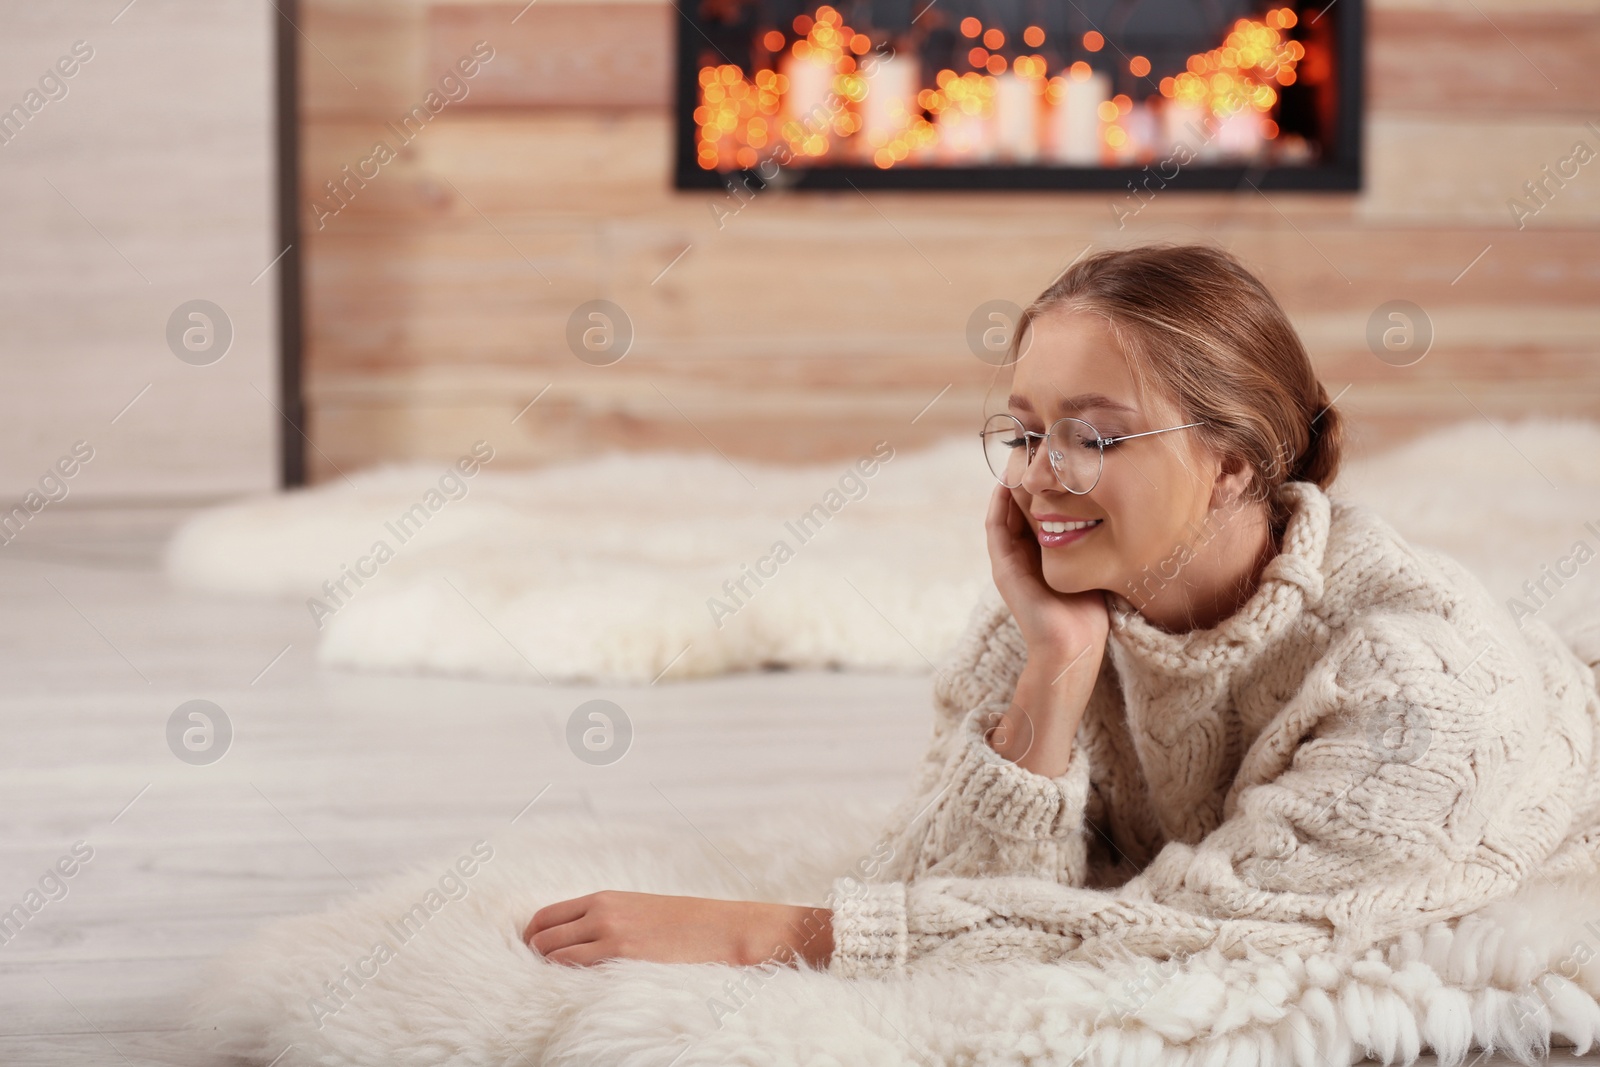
[{"left": 672, "top": 0, "right": 1363, "bottom": 193}]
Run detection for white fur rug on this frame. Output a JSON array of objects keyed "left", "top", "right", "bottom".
[
  {"left": 189, "top": 797, "right": 1600, "bottom": 1067},
  {"left": 164, "top": 418, "right": 1600, "bottom": 684},
  {"left": 164, "top": 437, "right": 993, "bottom": 684}
]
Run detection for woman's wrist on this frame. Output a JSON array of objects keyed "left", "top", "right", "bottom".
[
  {"left": 989, "top": 645, "right": 1103, "bottom": 775},
  {"left": 740, "top": 902, "right": 833, "bottom": 968}
]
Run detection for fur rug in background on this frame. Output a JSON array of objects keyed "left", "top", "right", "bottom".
[
  {"left": 164, "top": 436, "right": 991, "bottom": 684},
  {"left": 163, "top": 417, "right": 1600, "bottom": 684},
  {"left": 187, "top": 796, "right": 1600, "bottom": 1067}
]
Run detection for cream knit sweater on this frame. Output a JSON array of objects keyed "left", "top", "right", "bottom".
[{"left": 827, "top": 480, "right": 1600, "bottom": 980}]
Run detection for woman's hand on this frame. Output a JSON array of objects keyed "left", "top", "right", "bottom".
[
  {"left": 982, "top": 484, "right": 1110, "bottom": 774},
  {"left": 986, "top": 483, "right": 1111, "bottom": 657},
  {"left": 524, "top": 891, "right": 833, "bottom": 969}
]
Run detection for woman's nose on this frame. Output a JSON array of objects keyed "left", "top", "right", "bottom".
[{"left": 1019, "top": 434, "right": 1064, "bottom": 494}]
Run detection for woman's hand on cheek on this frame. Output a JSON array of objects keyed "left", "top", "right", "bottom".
[
  {"left": 986, "top": 483, "right": 1109, "bottom": 657},
  {"left": 523, "top": 891, "right": 832, "bottom": 969}
]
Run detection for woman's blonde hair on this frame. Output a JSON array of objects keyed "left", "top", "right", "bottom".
[{"left": 1003, "top": 242, "right": 1344, "bottom": 534}]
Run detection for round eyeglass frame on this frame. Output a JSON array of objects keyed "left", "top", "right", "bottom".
[{"left": 980, "top": 412, "right": 1206, "bottom": 494}]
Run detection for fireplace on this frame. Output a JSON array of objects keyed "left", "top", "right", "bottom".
[{"left": 674, "top": 0, "right": 1361, "bottom": 191}]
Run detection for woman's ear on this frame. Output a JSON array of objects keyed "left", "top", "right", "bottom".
[{"left": 1210, "top": 452, "right": 1255, "bottom": 511}]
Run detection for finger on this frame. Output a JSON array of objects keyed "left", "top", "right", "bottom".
[
  {"left": 985, "top": 484, "right": 1008, "bottom": 550},
  {"left": 989, "top": 485, "right": 1024, "bottom": 544},
  {"left": 542, "top": 940, "right": 617, "bottom": 968},
  {"left": 1005, "top": 489, "right": 1026, "bottom": 538},
  {"left": 524, "top": 894, "right": 593, "bottom": 943},
  {"left": 527, "top": 913, "right": 601, "bottom": 957},
  {"left": 986, "top": 482, "right": 1007, "bottom": 531},
  {"left": 987, "top": 495, "right": 1020, "bottom": 574}
]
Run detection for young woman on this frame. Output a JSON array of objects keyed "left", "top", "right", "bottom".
[{"left": 523, "top": 244, "right": 1600, "bottom": 981}]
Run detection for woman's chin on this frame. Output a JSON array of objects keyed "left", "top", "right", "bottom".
[{"left": 1040, "top": 564, "right": 1101, "bottom": 596}]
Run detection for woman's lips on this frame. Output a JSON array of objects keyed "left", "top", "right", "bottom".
[{"left": 1034, "top": 517, "right": 1103, "bottom": 547}]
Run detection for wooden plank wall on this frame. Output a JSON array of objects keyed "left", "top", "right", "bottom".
[
  {"left": 0, "top": 1, "right": 278, "bottom": 500},
  {"left": 298, "top": 0, "right": 1600, "bottom": 481}
]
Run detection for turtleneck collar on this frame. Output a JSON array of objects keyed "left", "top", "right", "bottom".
[{"left": 1103, "top": 480, "right": 1331, "bottom": 678}]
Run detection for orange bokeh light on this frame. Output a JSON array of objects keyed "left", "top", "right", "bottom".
[
  {"left": 983, "top": 27, "right": 1004, "bottom": 49},
  {"left": 1129, "top": 55, "right": 1151, "bottom": 77},
  {"left": 1013, "top": 54, "right": 1048, "bottom": 78},
  {"left": 960, "top": 16, "right": 981, "bottom": 37},
  {"left": 1023, "top": 25, "right": 1045, "bottom": 47},
  {"left": 1083, "top": 30, "right": 1104, "bottom": 51}
]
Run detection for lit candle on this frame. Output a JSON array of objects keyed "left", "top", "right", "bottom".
[
  {"left": 937, "top": 104, "right": 996, "bottom": 163},
  {"left": 1120, "top": 101, "right": 1159, "bottom": 163},
  {"left": 1215, "top": 105, "right": 1266, "bottom": 160},
  {"left": 994, "top": 71, "right": 1040, "bottom": 163},
  {"left": 1048, "top": 69, "right": 1109, "bottom": 165},
  {"left": 1162, "top": 100, "right": 1214, "bottom": 161},
  {"left": 860, "top": 53, "right": 918, "bottom": 156},
  {"left": 780, "top": 50, "right": 839, "bottom": 147}
]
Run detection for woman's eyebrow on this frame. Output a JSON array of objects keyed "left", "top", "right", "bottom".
[{"left": 1008, "top": 392, "right": 1138, "bottom": 415}]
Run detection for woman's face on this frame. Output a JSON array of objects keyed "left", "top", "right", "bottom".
[{"left": 1001, "top": 308, "right": 1225, "bottom": 599}]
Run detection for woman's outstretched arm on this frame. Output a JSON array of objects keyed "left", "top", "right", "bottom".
[
  {"left": 520, "top": 603, "right": 1107, "bottom": 974},
  {"left": 524, "top": 891, "right": 835, "bottom": 969}
]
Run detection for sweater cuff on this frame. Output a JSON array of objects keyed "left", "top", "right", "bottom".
[
  {"left": 826, "top": 878, "right": 907, "bottom": 980},
  {"left": 950, "top": 698, "right": 1093, "bottom": 841}
]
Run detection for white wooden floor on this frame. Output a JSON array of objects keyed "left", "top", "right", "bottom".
[{"left": 3, "top": 503, "right": 1597, "bottom": 1066}]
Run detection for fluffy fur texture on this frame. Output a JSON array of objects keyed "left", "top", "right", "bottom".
[
  {"left": 161, "top": 420, "right": 1600, "bottom": 686},
  {"left": 161, "top": 437, "right": 989, "bottom": 684},
  {"left": 187, "top": 799, "right": 1600, "bottom": 1066}
]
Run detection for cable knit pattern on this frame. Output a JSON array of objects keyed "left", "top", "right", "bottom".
[{"left": 827, "top": 480, "right": 1600, "bottom": 980}]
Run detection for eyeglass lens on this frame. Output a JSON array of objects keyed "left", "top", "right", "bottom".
[{"left": 981, "top": 414, "right": 1104, "bottom": 493}]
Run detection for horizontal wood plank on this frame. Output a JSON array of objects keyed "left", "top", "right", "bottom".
[
  {"left": 1370, "top": 10, "right": 1600, "bottom": 115},
  {"left": 426, "top": 2, "right": 671, "bottom": 109}
]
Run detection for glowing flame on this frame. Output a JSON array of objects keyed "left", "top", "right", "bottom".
[{"left": 1159, "top": 8, "right": 1301, "bottom": 119}]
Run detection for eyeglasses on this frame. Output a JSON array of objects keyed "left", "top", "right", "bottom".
[{"left": 980, "top": 413, "right": 1205, "bottom": 494}]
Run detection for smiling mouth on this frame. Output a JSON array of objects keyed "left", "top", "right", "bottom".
[
  {"left": 1034, "top": 518, "right": 1103, "bottom": 546},
  {"left": 1037, "top": 519, "right": 1102, "bottom": 534}
]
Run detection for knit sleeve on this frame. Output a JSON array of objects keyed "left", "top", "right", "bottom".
[
  {"left": 852, "top": 589, "right": 1106, "bottom": 887},
  {"left": 824, "top": 592, "right": 1125, "bottom": 979},
  {"left": 828, "top": 611, "right": 1563, "bottom": 980}
]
